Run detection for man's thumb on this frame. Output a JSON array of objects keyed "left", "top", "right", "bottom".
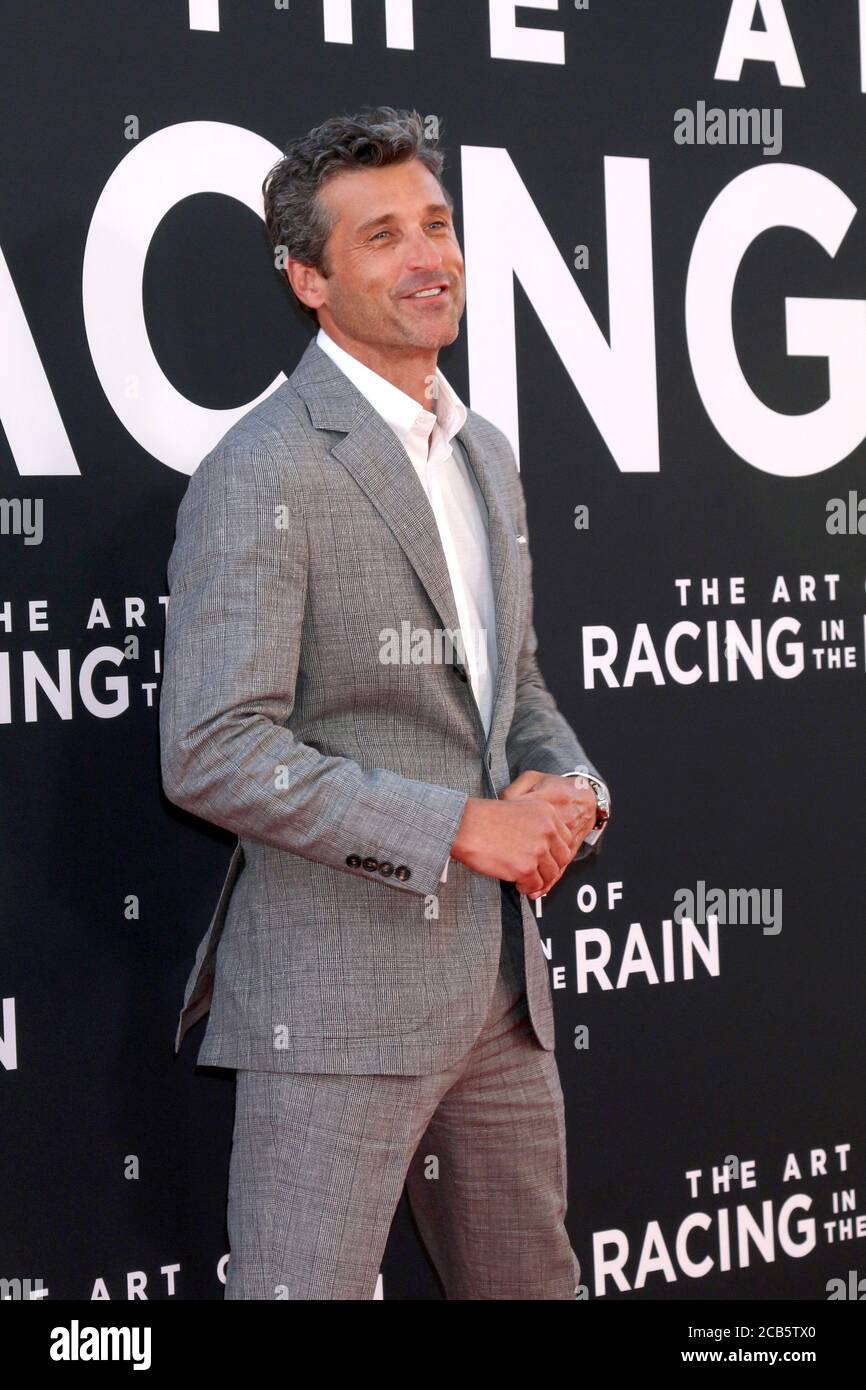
[{"left": 500, "top": 769, "right": 545, "bottom": 799}]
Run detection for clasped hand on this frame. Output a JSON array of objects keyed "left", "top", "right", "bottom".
[{"left": 500, "top": 769, "right": 598, "bottom": 899}]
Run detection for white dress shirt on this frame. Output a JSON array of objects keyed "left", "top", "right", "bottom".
[
  {"left": 317, "top": 326, "right": 497, "bottom": 723},
  {"left": 315, "top": 326, "right": 607, "bottom": 880}
]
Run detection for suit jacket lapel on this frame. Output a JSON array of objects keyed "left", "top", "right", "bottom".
[
  {"left": 289, "top": 337, "right": 521, "bottom": 751},
  {"left": 452, "top": 420, "right": 521, "bottom": 750}
]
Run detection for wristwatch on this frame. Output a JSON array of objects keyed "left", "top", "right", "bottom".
[{"left": 560, "top": 765, "right": 611, "bottom": 832}]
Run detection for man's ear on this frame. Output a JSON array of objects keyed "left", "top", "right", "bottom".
[{"left": 284, "top": 257, "right": 325, "bottom": 315}]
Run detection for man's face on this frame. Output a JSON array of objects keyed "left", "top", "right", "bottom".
[{"left": 303, "top": 157, "right": 466, "bottom": 352}]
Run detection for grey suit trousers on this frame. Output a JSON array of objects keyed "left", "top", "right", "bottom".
[{"left": 223, "top": 886, "right": 580, "bottom": 1300}]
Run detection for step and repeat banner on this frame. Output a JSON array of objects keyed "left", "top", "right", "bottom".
[{"left": 2, "top": 0, "right": 864, "bottom": 1301}]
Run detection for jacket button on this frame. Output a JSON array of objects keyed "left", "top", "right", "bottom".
[
  {"left": 345, "top": 854, "right": 362, "bottom": 868},
  {"left": 362, "top": 856, "right": 379, "bottom": 872},
  {"left": 394, "top": 865, "right": 411, "bottom": 881},
  {"left": 452, "top": 661, "right": 468, "bottom": 682},
  {"left": 378, "top": 861, "right": 394, "bottom": 877}
]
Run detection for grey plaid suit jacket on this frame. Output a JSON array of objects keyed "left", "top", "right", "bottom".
[{"left": 160, "top": 335, "right": 606, "bottom": 1074}]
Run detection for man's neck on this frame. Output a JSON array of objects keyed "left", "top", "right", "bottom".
[{"left": 319, "top": 323, "right": 438, "bottom": 412}]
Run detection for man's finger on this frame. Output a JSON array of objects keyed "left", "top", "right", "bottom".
[{"left": 500, "top": 769, "right": 545, "bottom": 800}]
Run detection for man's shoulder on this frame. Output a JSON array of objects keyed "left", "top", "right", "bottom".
[
  {"left": 186, "top": 363, "right": 323, "bottom": 504},
  {"left": 194, "top": 333, "right": 351, "bottom": 481},
  {"left": 210, "top": 378, "right": 312, "bottom": 464}
]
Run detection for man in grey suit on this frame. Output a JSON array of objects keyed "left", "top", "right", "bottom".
[{"left": 160, "top": 107, "right": 611, "bottom": 1300}]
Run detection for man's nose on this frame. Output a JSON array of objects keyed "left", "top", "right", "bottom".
[{"left": 403, "top": 227, "right": 446, "bottom": 269}]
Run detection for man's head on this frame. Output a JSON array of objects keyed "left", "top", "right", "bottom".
[{"left": 262, "top": 107, "right": 465, "bottom": 359}]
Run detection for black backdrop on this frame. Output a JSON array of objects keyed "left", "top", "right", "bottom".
[{"left": 1, "top": 0, "right": 864, "bottom": 1301}]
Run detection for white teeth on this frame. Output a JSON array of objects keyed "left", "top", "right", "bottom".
[{"left": 411, "top": 287, "right": 443, "bottom": 297}]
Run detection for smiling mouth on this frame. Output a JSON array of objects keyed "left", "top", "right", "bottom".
[{"left": 402, "top": 285, "right": 449, "bottom": 300}]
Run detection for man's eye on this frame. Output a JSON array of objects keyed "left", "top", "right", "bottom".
[{"left": 371, "top": 222, "right": 448, "bottom": 241}]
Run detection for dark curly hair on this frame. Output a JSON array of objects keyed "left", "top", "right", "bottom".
[{"left": 262, "top": 106, "right": 453, "bottom": 323}]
